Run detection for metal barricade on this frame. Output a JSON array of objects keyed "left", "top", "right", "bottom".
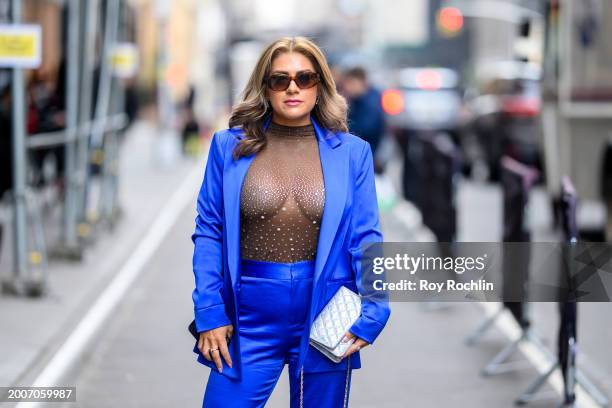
[
  {"left": 515, "top": 177, "right": 609, "bottom": 407},
  {"left": 465, "top": 156, "right": 544, "bottom": 376},
  {"left": 3, "top": 0, "right": 129, "bottom": 296}
]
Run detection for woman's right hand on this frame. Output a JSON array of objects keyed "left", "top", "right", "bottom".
[{"left": 198, "top": 324, "right": 234, "bottom": 372}]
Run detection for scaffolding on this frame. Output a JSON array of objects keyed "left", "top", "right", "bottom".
[{"left": 2, "top": 0, "right": 133, "bottom": 296}]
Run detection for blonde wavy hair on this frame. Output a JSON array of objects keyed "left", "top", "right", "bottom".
[{"left": 229, "top": 36, "right": 348, "bottom": 160}]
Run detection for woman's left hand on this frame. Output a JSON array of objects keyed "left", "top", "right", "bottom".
[{"left": 340, "top": 331, "right": 369, "bottom": 358}]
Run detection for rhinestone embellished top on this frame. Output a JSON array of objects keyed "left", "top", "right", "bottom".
[{"left": 240, "top": 120, "right": 325, "bottom": 262}]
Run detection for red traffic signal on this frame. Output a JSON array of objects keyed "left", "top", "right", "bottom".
[{"left": 437, "top": 7, "right": 464, "bottom": 37}]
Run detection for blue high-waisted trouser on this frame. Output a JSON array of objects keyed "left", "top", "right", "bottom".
[{"left": 203, "top": 258, "right": 352, "bottom": 407}]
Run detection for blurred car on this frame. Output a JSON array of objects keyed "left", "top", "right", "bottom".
[
  {"left": 383, "top": 67, "right": 463, "bottom": 134},
  {"left": 464, "top": 60, "right": 543, "bottom": 181},
  {"left": 381, "top": 67, "right": 464, "bottom": 204}
]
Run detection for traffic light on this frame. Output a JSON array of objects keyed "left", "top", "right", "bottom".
[
  {"left": 381, "top": 89, "right": 404, "bottom": 115},
  {"left": 437, "top": 6, "right": 464, "bottom": 38}
]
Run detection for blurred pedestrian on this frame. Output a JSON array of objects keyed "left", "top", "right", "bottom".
[
  {"left": 180, "top": 86, "right": 200, "bottom": 156},
  {"left": 27, "top": 66, "right": 66, "bottom": 188},
  {"left": 342, "top": 66, "right": 386, "bottom": 174},
  {"left": 189, "top": 36, "right": 390, "bottom": 407}
]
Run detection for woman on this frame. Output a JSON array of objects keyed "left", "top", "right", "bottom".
[{"left": 190, "top": 36, "right": 390, "bottom": 407}]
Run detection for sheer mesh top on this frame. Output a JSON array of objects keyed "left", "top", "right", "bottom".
[{"left": 240, "top": 121, "right": 325, "bottom": 263}]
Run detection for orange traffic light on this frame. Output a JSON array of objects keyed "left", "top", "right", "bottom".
[
  {"left": 437, "top": 7, "right": 464, "bottom": 37},
  {"left": 381, "top": 89, "right": 405, "bottom": 115}
]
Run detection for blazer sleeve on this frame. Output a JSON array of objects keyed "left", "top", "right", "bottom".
[
  {"left": 347, "top": 141, "right": 391, "bottom": 345},
  {"left": 191, "top": 132, "right": 232, "bottom": 333}
]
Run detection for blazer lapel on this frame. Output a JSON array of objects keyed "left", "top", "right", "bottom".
[
  {"left": 310, "top": 118, "right": 348, "bottom": 289},
  {"left": 223, "top": 115, "right": 347, "bottom": 299}
]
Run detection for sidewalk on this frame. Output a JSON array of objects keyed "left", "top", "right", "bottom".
[{"left": 0, "top": 120, "right": 203, "bottom": 388}]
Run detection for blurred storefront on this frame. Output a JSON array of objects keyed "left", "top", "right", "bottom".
[{"left": 123, "top": 0, "right": 225, "bottom": 127}]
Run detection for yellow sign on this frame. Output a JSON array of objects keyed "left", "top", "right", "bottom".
[
  {"left": 110, "top": 53, "right": 133, "bottom": 68},
  {"left": 0, "top": 24, "right": 41, "bottom": 68},
  {"left": 109, "top": 43, "right": 139, "bottom": 78}
]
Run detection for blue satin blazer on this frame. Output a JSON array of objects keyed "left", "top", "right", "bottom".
[{"left": 190, "top": 114, "right": 391, "bottom": 380}]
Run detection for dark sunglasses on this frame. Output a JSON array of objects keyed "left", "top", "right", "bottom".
[{"left": 266, "top": 71, "right": 321, "bottom": 91}]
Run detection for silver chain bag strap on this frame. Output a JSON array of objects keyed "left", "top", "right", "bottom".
[{"left": 300, "top": 358, "right": 350, "bottom": 408}]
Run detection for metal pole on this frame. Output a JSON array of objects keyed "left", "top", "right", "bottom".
[
  {"left": 5, "top": 0, "right": 28, "bottom": 293},
  {"left": 74, "top": 0, "right": 98, "bottom": 239},
  {"left": 109, "top": 86, "right": 124, "bottom": 223},
  {"left": 60, "top": 0, "right": 81, "bottom": 256},
  {"left": 91, "top": 0, "right": 119, "bottom": 150},
  {"left": 94, "top": 0, "right": 120, "bottom": 226},
  {"left": 557, "top": 0, "right": 572, "bottom": 180},
  {"left": 103, "top": 0, "right": 125, "bottom": 226}
]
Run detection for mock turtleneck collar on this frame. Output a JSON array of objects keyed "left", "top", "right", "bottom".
[{"left": 266, "top": 120, "right": 315, "bottom": 138}]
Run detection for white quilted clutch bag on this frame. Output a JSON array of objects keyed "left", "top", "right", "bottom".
[{"left": 309, "top": 285, "right": 362, "bottom": 363}]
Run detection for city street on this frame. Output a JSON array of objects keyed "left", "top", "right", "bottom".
[
  {"left": 3, "top": 1, "right": 612, "bottom": 407},
  {"left": 1, "top": 132, "right": 609, "bottom": 407}
]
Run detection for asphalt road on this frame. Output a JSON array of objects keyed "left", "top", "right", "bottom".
[{"left": 50, "top": 191, "right": 607, "bottom": 407}]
